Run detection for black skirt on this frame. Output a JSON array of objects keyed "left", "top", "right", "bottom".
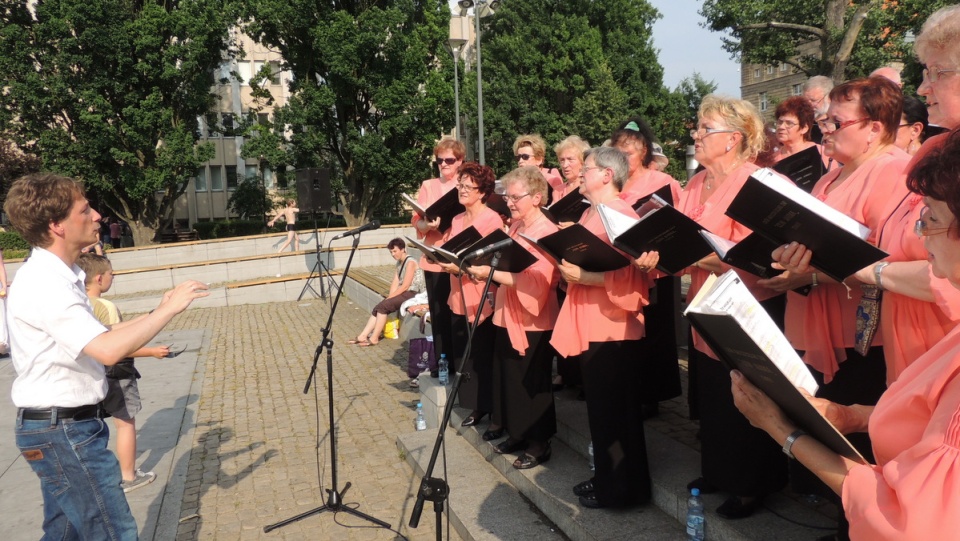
[
  {"left": 453, "top": 314, "right": 496, "bottom": 413},
  {"left": 491, "top": 326, "right": 556, "bottom": 443}
]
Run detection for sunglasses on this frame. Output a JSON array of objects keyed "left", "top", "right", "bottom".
[
  {"left": 437, "top": 157, "right": 459, "bottom": 166},
  {"left": 515, "top": 153, "right": 533, "bottom": 161}
]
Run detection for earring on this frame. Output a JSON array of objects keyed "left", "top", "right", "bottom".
[{"left": 725, "top": 145, "right": 732, "bottom": 153}]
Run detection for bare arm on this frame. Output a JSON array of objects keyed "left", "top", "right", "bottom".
[
  {"left": 854, "top": 260, "right": 937, "bottom": 302},
  {"left": 83, "top": 281, "right": 207, "bottom": 365}
]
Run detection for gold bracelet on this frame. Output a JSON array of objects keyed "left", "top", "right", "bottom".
[{"left": 811, "top": 272, "right": 819, "bottom": 288}]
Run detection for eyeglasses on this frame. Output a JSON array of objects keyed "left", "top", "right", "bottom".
[
  {"left": 690, "top": 127, "right": 735, "bottom": 139},
  {"left": 580, "top": 165, "right": 606, "bottom": 177},
  {"left": 515, "top": 153, "right": 533, "bottom": 161},
  {"left": 501, "top": 193, "right": 530, "bottom": 203},
  {"left": 456, "top": 183, "right": 478, "bottom": 192},
  {"left": 922, "top": 66, "right": 958, "bottom": 84},
  {"left": 776, "top": 119, "right": 798, "bottom": 128},
  {"left": 437, "top": 157, "right": 459, "bottom": 166},
  {"left": 817, "top": 117, "right": 868, "bottom": 133},
  {"left": 915, "top": 206, "right": 953, "bottom": 237}
]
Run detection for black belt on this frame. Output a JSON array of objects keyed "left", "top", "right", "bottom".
[{"left": 19, "top": 405, "right": 103, "bottom": 421}]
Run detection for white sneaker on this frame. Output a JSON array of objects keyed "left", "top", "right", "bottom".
[{"left": 121, "top": 469, "right": 156, "bottom": 493}]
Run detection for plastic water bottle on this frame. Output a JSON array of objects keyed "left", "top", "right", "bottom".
[
  {"left": 587, "top": 442, "right": 595, "bottom": 471},
  {"left": 415, "top": 402, "right": 427, "bottom": 431},
  {"left": 438, "top": 354, "right": 449, "bottom": 385},
  {"left": 686, "top": 488, "right": 705, "bottom": 540}
]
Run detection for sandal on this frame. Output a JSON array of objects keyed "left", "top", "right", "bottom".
[
  {"left": 347, "top": 339, "right": 366, "bottom": 345},
  {"left": 359, "top": 340, "right": 378, "bottom": 347}
]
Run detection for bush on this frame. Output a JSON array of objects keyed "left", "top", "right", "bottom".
[
  {"left": 193, "top": 220, "right": 269, "bottom": 240},
  {"left": 0, "top": 231, "right": 29, "bottom": 251}
]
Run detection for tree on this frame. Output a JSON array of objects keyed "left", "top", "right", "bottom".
[
  {"left": 657, "top": 73, "right": 717, "bottom": 182},
  {"left": 0, "top": 140, "right": 41, "bottom": 208},
  {"left": 0, "top": 0, "right": 234, "bottom": 245},
  {"left": 237, "top": 0, "right": 454, "bottom": 226},
  {"left": 700, "top": 0, "right": 954, "bottom": 82},
  {"left": 458, "top": 0, "right": 667, "bottom": 176}
]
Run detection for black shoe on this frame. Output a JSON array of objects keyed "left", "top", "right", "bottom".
[
  {"left": 513, "top": 443, "right": 551, "bottom": 469},
  {"left": 578, "top": 492, "right": 604, "bottom": 509},
  {"left": 716, "top": 495, "right": 761, "bottom": 520},
  {"left": 686, "top": 477, "right": 719, "bottom": 494},
  {"left": 481, "top": 428, "right": 504, "bottom": 441},
  {"left": 460, "top": 411, "right": 487, "bottom": 427},
  {"left": 572, "top": 479, "right": 595, "bottom": 497},
  {"left": 493, "top": 438, "right": 527, "bottom": 454}
]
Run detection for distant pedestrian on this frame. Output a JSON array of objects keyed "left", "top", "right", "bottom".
[
  {"left": 268, "top": 199, "right": 300, "bottom": 253},
  {"left": 109, "top": 218, "right": 122, "bottom": 249}
]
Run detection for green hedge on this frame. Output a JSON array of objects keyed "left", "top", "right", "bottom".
[{"left": 0, "top": 231, "right": 30, "bottom": 251}]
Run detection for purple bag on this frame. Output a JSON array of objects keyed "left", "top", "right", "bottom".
[{"left": 407, "top": 338, "right": 438, "bottom": 378}]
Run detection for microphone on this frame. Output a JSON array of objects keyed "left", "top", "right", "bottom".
[
  {"left": 331, "top": 220, "right": 381, "bottom": 240},
  {"left": 462, "top": 238, "right": 514, "bottom": 261}
]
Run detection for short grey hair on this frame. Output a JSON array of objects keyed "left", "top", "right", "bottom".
[
  {"left": 803, "top": 75, "right": 834, "bottom": 94},
  {"left": 584, "top": 147, "right": 629, "bottom": 191}
]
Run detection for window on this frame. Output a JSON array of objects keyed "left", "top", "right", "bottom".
[
  {"left": 759, "top": 92, "right": 769, "bottom": 112},
  {"left": 205, "top": 113, "right": 220, "bottom": 138},
  {"left": 245, "top": 165, "right": 259, "bottom": 182},
  {"left": 237, "top": 61, "right": 252, "bottom": 85},
  {"left": 780, "top": 62, "right": 788, "bottom": 72},
  {"left": 221, "top": 113, "right": 236, "bottom": 137},
  {"left": 195, "top": 116, "right": 205, "bottom": 138},
  {"left": 263, "top": 166, "right": 275, "bottom": 189},
  {"left": 258, "top": 113, "right": 270, "bottom": 126},
  {"left": 792, "top": 84, "right": 803, "bottom": 96},
  {"left": 754, "top": 68, "right": 761, "bottom": 79},
  {"left": 766, "top": 65, "right": 774, "bottom": 75},
  {"left": 210, "top": 166, "right": 224, "bottom": 191},
  {"left": 217, "top": 62, "right": 232, "bottom": 83},
  {"left": 195, "top": 168, "right": 207, "bottom": 192},
  {"left": 226, "top": 166, "right": 239, "bottom": 189},
  {"left": 268, "top": 61, "right": 281, "bottom": 85}
]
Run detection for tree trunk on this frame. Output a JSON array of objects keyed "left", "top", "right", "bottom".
[{"left": 128, "top": 221, "right": 158, "bottom": 247}]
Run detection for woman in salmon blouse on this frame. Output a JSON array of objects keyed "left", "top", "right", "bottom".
[
  {"left": 412, "top": 137, "right": 465, "bottom": 366},
  {"left": 437, "top": 162, "right": 504, "bottom": 428},
  {"left": 678, "top": 95, "right": 790, "bottom": 519},
  {"left": 771, "top": 96, "right": 833, "bottom": 173},
  {"left": 734, "top": 129, "right": 960, "bottom": 541},
  {"left": 514, "top": 134, "right": 563, "bottom": 198},
  {"left": 610, "top": 117, "right": 683, "bottom": 419},
  {"left": 757, "top": 77, "right": 912, "bottom": 539},
  {"left": 467, "top": 167, "right": 560, "bottom": 468},
  {"left": 551, "top": 135, "right": 589, "bottom": 203},
  {"left": 551, "top": 146, "right": 659, "bottom": 509}
]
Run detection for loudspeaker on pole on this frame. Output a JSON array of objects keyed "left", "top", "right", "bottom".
[{"left": 296, "top": 168, "right": 333, "bottom": 213}]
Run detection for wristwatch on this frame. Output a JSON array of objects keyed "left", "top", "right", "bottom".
[
  {"left": 874, "top": 261, "right": 890, "bottom": 290},
  {"left": 782, "top": 429, "right": 807, "bottom": 459}
]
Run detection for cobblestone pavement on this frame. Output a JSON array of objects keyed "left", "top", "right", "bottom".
[{"left": 168, "top": 297, "right": 460, "bottom": 541}]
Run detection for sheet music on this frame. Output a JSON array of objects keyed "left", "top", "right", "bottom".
[{"left": 751, "top": 168, "right": 870, "bottom": 239}]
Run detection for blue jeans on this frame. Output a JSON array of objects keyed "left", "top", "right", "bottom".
[{"left": 15, "top": 413, "right": 138, "bottom": 540}]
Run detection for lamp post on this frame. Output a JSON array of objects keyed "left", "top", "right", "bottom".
[
  {"left": 457, "top": 0, "right": 499, "bottom": 165},
  {"left": 445, "top": 31, "right": 468, "bottom": 142}
]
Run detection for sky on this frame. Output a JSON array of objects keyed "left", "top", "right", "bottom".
[
  {"left": 448, "top": 0, "right": 743, "bottom": 97},
  {"left": 647, "top": 0, "right": 742, "bottom": 96}
]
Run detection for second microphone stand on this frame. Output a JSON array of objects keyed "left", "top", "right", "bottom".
[
  {"left": 408, "top": 250, "right": 502, "bottom": 539},
  {"left": 264, "top": 233, "right": 390, "bottom": 533}
]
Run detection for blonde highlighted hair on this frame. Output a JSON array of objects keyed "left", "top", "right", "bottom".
[{"left": 698, "top": 94, "right": 767, "bottom": 161}]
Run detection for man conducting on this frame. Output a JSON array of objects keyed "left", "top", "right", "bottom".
[{"left": 6, "top": 173, "right": 208, "bottom": 539}]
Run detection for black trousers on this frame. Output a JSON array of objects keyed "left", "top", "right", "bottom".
[
  {"left": 423, "top": 270, "right": 454, "bottom": 361},
  {"left": 581, "top": 339, "right": 651, "bottom": 507},
  {"left": 453, "top": 314, "right": 495, "bottom": 413}
]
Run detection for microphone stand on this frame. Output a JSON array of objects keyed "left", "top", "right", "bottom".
[
  {"left": 408, "top": 250, "right": 502, "bottom": 540},
  {"left": 264, "top": 233, "right": 390, "bottom": 533}
]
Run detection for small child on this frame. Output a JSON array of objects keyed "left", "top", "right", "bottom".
[{"left": 77, "top": 253, "right": 170, "bottom": 493}]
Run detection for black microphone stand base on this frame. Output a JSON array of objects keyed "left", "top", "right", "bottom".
[{"left": 263, "top": 482, "right": 390, "bottom": 532}]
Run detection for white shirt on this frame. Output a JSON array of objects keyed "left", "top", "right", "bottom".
[{"left": 9, "top": 247, "right": 108, "bottom": 408}]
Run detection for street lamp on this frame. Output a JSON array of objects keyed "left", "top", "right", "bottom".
[
  {"left": 456, "top": 0, "right": 500, "bottom": 165},
  {"left": 445, "top": 28, "right": 468, "bottom": 143}
]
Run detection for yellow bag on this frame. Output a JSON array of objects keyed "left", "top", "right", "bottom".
[{"left": 384, "top": 316, "right": 400, "bottom": 339}]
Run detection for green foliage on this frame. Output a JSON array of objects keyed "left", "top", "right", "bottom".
[
  {"left": 700, "top": 0, "right": 954, "bottom": 81},
  {"left": 658, "top": 73, "right": 717, "bottom": 182},
  {"left": 194, "top": 220, "right": 273, "bottom": 240},
  {"left": 0, "top": 0, "right": 234, "bottom": 244},
  {"left": 228, "top": 176, "right": 276, "bottom": 220},
  {"left": 0, "top": 231, "right": 30, "bottom": 251},
  {"left": 237, "top": 0, "right": 454, "bottom": 226},
  {"left": 0, "top": 140, "right": 41, "bottom": 208},
  {"left": 457, "top": 0, "right": 667, "bottom": 176}
]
